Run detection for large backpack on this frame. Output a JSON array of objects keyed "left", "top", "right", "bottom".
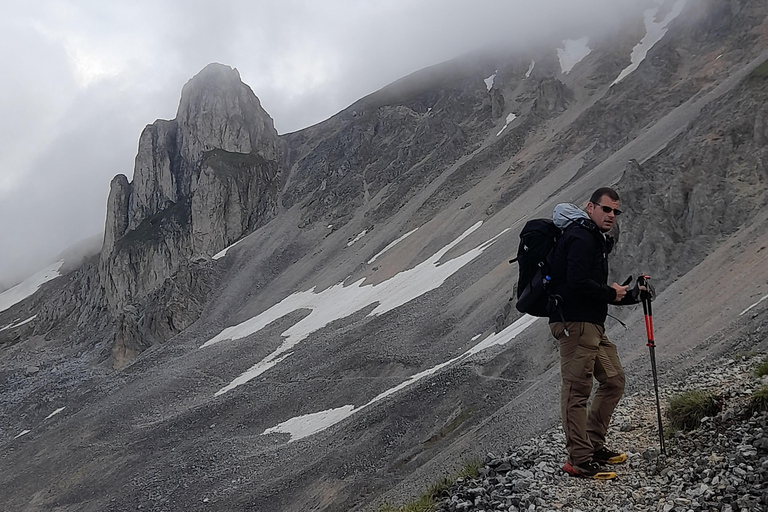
[{"left": 511, "top": 218, "right": 563, "bottom": 317}]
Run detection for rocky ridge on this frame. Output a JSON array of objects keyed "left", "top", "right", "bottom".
[
  {"left": 99, "top": 63, "right": 284, "bottom": 366},
  {"left": 435, "top": 356, "right": 768, "bottom": 512},
  {"left": 39, "top": 0, "right": 767, "bottom": 368},
  {"left": 611, "top": 61, "right": 768, "bottom": 288}
]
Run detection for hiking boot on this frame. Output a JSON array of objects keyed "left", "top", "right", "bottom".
[
  {"left": 593, "top": 447, "right": 627, "bottom": 464},
  {"left": 562, "top": 461, "right": 617, "bottom": 480}
]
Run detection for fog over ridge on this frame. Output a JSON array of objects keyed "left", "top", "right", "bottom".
[{"left": 0, "top": 0, "right": 666, "bottom": 288}]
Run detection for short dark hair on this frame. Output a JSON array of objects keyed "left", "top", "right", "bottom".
[{"left": 590, "top": 187, "right": 620, "bottom": 204}]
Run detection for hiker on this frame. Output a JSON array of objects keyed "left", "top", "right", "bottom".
[{"left": 548, "top": 187, "right": 643, "bottom": 479}]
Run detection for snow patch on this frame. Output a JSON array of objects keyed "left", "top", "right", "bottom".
[
  {"left": 14, "top": 430, "right": 30, "bottom": 439},
  {"left": 484, "top": 70, "right": 498, "bottom": 91},
  {"left": 0, "top": 261, "right": 64, "bottom": 313},
  {"left": 525, "top": 60, "right": 535, "bottom": 78},
  {"left": 612, "top": 0, "right": 687, "bottom": 86},
  {"left": 740, "top": 293, "right": 768, "bottom": 316},
  {"left": 367, "top": 229, "right": 418, "bottom": 265},
  {"left": 0, "top": 315, "right": 37, "bottom": 333},
  {"left": 44, "top": 407, "right": 65, "bottom": 420},
  {"left": 557, "top": 38, "right": 591, "bottom": 74},
  {"left": 496, "top": 113, "right": 518, "bottom": 137},
  {"left": 213, "top": 238, "right": 245, "bottom": 260},
  {"left": 463, "top": 315, "right": 539, "bottom": 356},
  {"left": 347, "top": 230, "right": 368, "bottom": 247},
  {"left": 203, "top": 222, "right": 509, "bottom": 396},
  {"left": 262, "top": 314, "right": 539, "bottom": 442},
  {"left": 263, "top": 405, "right": 356, "bottom": 441}
]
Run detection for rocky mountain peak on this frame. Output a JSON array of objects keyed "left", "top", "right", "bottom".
[
  {"left": 176, "top": 63, "right": 280, "bottom": 165},
  {"left": 98, "top": 63, "right": 284, "bottom": 366}
]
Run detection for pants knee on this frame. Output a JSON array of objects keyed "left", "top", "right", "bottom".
[
  {"left": 604, "top": 372, "right": 625, "bottom": 394},
  {"left": 563, "top": 377, "right": 593, "bottom": 404}
]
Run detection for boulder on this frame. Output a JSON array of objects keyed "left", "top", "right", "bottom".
[{"left": 533, "top": 77, "right": 572, "bottom": 114}]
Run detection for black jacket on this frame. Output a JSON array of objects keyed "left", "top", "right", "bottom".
[{"left": 547, "top": 220, "right": 619, "bottom": 325}]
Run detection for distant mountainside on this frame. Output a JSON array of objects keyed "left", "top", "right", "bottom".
[{"left": 2, "top": 0, "right": 767, "bottom": 511}]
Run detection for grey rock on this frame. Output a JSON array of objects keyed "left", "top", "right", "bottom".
[
  {"left": 489, "top": 88, "right": 505, "bottom": 119},
  {"left": 99, "top": 64, "right": 284, "bottom": 365},
  {"left": 532, "top": 78, "right": 572, "bottom": 114},
  {"left": 643, "top": 447, "right": 661, "bottom": 461}
]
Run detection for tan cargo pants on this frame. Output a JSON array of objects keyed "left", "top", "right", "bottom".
[{"left": 550, "top": 321, "right": 626, "bottom": 465}]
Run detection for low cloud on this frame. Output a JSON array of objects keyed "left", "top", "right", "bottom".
[{"left": 0, "top": 0, "right": 649, "bottom": 286}]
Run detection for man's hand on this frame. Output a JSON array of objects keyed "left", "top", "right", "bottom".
[{"left": 611, "top": 282, "right": 629, "bottom": 301}]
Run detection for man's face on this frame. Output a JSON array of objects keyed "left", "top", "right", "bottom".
[{"left": 587, "top": 195, "right": 620, "bottom": 232}]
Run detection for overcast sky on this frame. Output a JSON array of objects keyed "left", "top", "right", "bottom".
[{"left": 0, "top": 0, "right": 645, "bottom": 288}]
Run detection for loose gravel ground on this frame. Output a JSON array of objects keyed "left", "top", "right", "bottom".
[{"left": 436, "top": 356, "right": 768, "bottom": 512}]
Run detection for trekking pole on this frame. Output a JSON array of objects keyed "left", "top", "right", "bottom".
[{"left": 639, "top": 275, "right": 666, "bottom": 456}]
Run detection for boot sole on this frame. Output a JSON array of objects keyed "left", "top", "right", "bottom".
[
  {"left": 562, "top": 462, "right": 617, "bottom": 480},
  {"left": 594, "top": 453, "right": 627, "bottom": 464}
]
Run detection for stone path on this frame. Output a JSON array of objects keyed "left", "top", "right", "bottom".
[{"left": 436, "top": 356, "right": 768, "bottom": 512}]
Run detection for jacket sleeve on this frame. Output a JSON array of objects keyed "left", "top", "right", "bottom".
[{"left": 564, "top": 232, "right": 616, "bottom": 303}]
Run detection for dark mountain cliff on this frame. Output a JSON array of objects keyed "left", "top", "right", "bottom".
[{"left": 1, "top": 1, "right": 767, "bottom": 511}]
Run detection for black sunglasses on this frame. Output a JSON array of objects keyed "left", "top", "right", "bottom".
[{"left": 594, "top": 204, "right": 622, "bottom": 216}]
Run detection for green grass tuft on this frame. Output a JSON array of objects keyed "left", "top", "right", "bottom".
[
  {"left": 377, "top": 458, "right": 481, "bottom": 512},
  {"left": 754, "top": 357, "right": 768, "bottom": 378},
  {"left": 732, "top": 350, "right": 758, "bottom": 361},
  {"left": 456, "top": 459, "right": 481, "bottom": 480},
  {"left": 667, "top": 390, "right": 721, "bottom": 432},
  {"left": 377, "top": 493, "right": 436, "bottom": 512},
  {"left": 748, "top": 386, "right": 768, "bottom": 415}
]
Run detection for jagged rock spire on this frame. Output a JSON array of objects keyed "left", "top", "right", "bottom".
[
  {"left": 176, "top": 63, "right": 280, "bottom": 166},
  {"left": 99, "top": 63, "right": 284, "bottom": 366}
]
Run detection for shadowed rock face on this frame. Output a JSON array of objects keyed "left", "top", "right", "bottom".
[
  {"left": 99, "top": 63, "right": 284, "bottom": 366},
  {"left": 533, "top": 77, "right": 572, "bottom": 114},
  {"left": 2, "top": 2, "right": 768, "bottom": 512},
  {"left": 612, "top": 68, "right": 768, "bottom": 286}
]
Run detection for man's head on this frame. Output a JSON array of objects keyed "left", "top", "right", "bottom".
[{"left": 586, "top": 187, "right": 621, "bottom": 232}]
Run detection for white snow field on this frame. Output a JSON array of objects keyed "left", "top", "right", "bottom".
[
  {"left": 484, "top": 71, "right": 498, "bottom": 91},
  {"left": 557, "top": 38, "right": 591, "bottom": 74},
  {"left": 44, "top": 407, "right": 66, "bottom": 420},
  {"left": 740, "top": 293, "right": 768, "bottom": 316},
  {"left": 262, "top": 314, "right": 539, "bottom": 442},
  {"left": 11, "top": 408, "right": 66, "bottom": 443},
  {"left": 347, "top": 229, "right": 368, "bottom": 247},
  {"left": 14, "top": 430, "right": 31, "bottom": 439},
  {"left": 612, "top": 0, "right": 687, "bottom": 86},
  {"left": 262, "top": 405, "right": 357, "bottom": 441},
  {"left": 0, "top": 315, "right": 37, "bottom": 332},
  {"left": 525, "top": 60, "right": 535, "bottom": 78},
  {"left": 496, "top": 113, "right": 518, "bottom": 137},
  {"left": 0, "top": 261, "right": 64, "bottom": 313},
  {"left": 213, "top": 238, "right": 245, "bottom": 260},
  {"left": 202, "top": 222, "right": 509, "bottom": 396}
]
